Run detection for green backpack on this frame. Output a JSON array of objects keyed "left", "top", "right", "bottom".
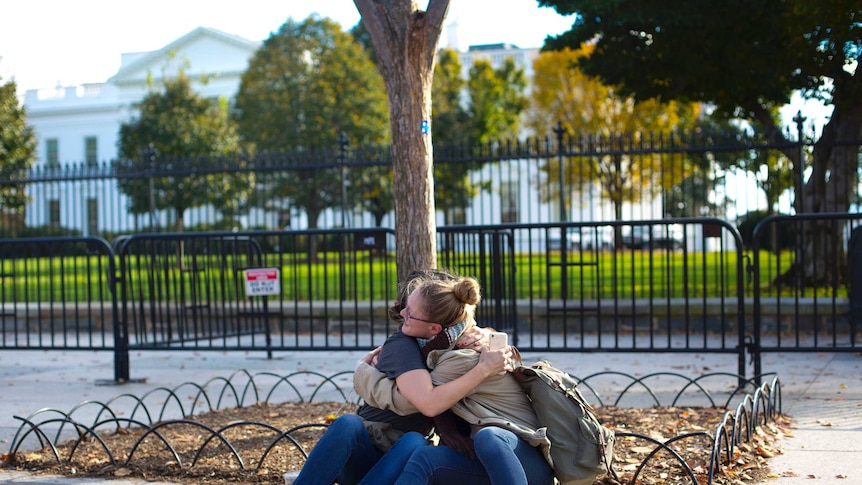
[{"left": 514, "top": 360, "right": 615, "bottom": 485}]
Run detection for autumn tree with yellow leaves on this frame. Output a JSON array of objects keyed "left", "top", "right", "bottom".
[{"left": 527, "top": 45, "right": 701, "bottom": 224}]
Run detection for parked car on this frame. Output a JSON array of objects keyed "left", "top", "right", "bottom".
[
  {"left": 548, "top": 226, "right": 614, "bottom": 251},
  {"left": 621, "top": 224, "right": 684, "bottom": 250}
]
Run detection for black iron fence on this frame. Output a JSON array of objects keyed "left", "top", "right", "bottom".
[
  {"left": 5, "top": 367, "right": 782, "bottom": 485},
  {"left": 749, "top": 212, "right": 862, "bottom": 377},
  {"left": 0, "top": 236, "right": 119, "bottom": 350},
  {"left": 3, "top": 125, "right": 859, "bottom": 238},
  {"left": 2, "top": 124, "right": 862, "bottom": 383},
  {"left": 5, "top": 214, "right": 861, "bottom": 382}
]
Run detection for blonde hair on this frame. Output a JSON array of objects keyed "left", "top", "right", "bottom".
[
  {"left": 414, "top": 276, "right": 481, "bottom": 328},
  {"left": 388, "top": 269, "right": 459, "bottom": 323}
]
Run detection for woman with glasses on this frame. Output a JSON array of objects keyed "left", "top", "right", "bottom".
[
  {"left": 290, "top": 270, "right": 509, "bottom": 485},
  {"left": 355, "top": 276, "right": 555, "bottom": 485}
]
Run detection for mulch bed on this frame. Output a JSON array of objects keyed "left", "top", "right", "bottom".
[{"left": 2, "top": 401, "right": 792, "bottom": 484}]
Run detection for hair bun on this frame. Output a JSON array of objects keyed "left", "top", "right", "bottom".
[{"left": 453, "top": 277, "right": 481, "bottom": 306}]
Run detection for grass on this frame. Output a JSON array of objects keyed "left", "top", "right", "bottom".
[{"left": 0, "top": 248, "right": 847, "bottom": 304}]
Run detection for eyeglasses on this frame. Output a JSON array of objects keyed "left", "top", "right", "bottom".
[{"left": 404, "top": 310, "right": 437, "bottom": 325}]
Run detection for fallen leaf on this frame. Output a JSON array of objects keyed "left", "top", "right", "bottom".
[
  {"left": 630, "top": 446, "right": 654, "bottom": 454},
  {"left": 757, "top": 446, "right": 776, "bottom": 458}
]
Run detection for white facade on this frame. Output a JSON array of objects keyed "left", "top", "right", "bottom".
[
  {"left": 21, "top": 28, "right": 628, "bottom": 238},
  {"left": 23, "top": 27, "right": 259, "bottom": 233},
  {"left": 26, "top": 27, "right": 259, "bottom": 170}
]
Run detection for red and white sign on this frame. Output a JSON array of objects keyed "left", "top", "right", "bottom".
[{"left": 245, "top": 268, "right": 280, "bottom": 296}]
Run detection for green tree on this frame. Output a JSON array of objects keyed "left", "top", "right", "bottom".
[
  {"left": 540, "top": 0, "right": 861, "bottom": 286},
  {"left": 115, "top": 73, "right": 246, "bottom": 232},
  {"left": 467, "top": 57, "right": 528, "bottom": 143},
  {"left": 734, "top": 115, "right": 797, "bottom": 216},
  {"left": 432, "top": 49, "right": 469, "bottom": 144},
  {"left": 350, "top": 145, "right": 395, "bottom": 227},
  {"left": 354, "top": 0, "right": 449, "bottom": 282},
  {"left": 432, "top": 50, "right": 528, "bottom": 224},
  {"left": 349, "top": 20, "right": 378, "bottom": 66},
  {"left": 349, "top": 20, "right": 394, "bottom": 229},
  {"left": 662, "top": 117, "right": 759, "bottom": 220},
  {"left": 234, "top": 15, "right": 389, "bottom": 232},
  {"left": 0, "top": 77, "right": 36, "bottom": 235},
  {"left": 527, "top": 46, "right": 699, "bottom": 226},
  {"left": 431, "top": 48, "right": 472, "bottom": 224}
]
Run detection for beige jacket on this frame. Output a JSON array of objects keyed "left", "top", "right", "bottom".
[{"left": 353, "top": 348, "right": 553, "bottom": 465}]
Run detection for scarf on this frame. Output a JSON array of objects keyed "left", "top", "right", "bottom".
[{"left": 418, "top": 320, "right": 472, "bottom": 359}]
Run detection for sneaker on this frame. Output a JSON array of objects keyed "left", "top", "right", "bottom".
[{"left": 284, "top": 471, "right": 301, "bottom": 485}]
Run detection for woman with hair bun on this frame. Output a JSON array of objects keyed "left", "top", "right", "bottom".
[
  {"left": 292, "top": 270, "right": 509, "bottom": 485},
  {"left": 356, "top": 276, "right": 555, "bottom": 485}
]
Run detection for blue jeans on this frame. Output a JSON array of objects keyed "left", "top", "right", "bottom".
[
  {"left": 474, "top": 426, "right": 555, "bottom": 485},
  {"left": 293, "top": 414, "right": 430, "bottom": 485},
  {"left": 393, "top": 426, "right": 555, "bottom": 485},
  {"left": 358, "top": 431, "right": 431, "bottom": 485}
]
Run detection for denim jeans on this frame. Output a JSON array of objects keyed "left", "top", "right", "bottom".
[
  {"left": 393, "top": 426, "right": 555, "bottom": 485},
  {"left": 293, "top": 414, "right": 429, "bottom": 485},
  {"left": 474, "top": 426, "right": 554, "bottom": 485},
  {"left": 357, "top": 431, "right": 430, "bottom": 485}
]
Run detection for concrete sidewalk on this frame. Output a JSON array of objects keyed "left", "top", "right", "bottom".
[{"left": 1, "top": 348, "right": 860, "bottom": 484}]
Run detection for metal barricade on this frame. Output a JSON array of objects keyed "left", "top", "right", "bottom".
[{"left": 750, "top": 213, "right": 862, "bottom": 379}]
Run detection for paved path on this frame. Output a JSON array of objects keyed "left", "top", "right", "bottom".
[{"left": 1, "top": 348, "right": 860, "bottom": 484}]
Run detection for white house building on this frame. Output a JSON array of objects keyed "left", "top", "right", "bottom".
[
  {"left": 22, "top": 26, "right": 627, "bottom": 240},
  {"left": 23, "top": 27, "right": 259, "bottom": 234},
  {"left": 27, "top": 27, "right": 258, "bottom": 169}
]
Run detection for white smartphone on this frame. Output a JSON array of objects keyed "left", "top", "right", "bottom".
[{"left": 488, "top": 331, "right": 508, "bottom": 351}]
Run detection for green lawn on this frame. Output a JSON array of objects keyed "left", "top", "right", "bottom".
[{"left": 0, "top": 249, "right": 845, "bottom": 304}]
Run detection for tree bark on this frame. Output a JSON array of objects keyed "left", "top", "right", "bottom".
[
  {"left": 355, "top": 0, "right": 449, "bottom": 283},
  {"left": 794, "top": 103, "right": 862, "bottom": 287},
  {"left": 756, "top": 96, "right": 862, "bottom": 289}
]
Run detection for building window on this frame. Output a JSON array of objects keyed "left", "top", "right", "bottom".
[
  {"left": 501, "top": 181, "right": 519, "bottom": 223},
  {"left": 85, "top": 137, "right": 98, "bottom": 167},
  {"left": 46, "top": 139, "right": 59, "bottom": 169},
  {"left": 87, "top": 198, "right": 98, "bottom": 235},
  {"left": 48, "top": 200, "right": 60, "bottom": 226}
]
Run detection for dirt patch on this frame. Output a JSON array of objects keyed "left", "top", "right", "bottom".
[{"left": 2, "top": 402, "right": 791, "bottom": 484}]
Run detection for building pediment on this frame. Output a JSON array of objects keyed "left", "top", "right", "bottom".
[{"left": 108, "top": 26, "right": 260, "bottom": 86}]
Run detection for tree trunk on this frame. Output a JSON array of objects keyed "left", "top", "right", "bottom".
[
  {"left": 771, "top": 102, "right": 862, "bottom": 288},
  {"left": 355, "top": 0, "right": 449, "bottom": 283}
]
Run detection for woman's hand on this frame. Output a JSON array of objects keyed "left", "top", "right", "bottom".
[
  {"left": 476, "top": 345, "right": 513, "bottom": 376},
  {"left": 359, "top": 346, "right": 382, "bottom": 367},
  {"left": 455, "top": 326, "right": 491, "bottom": 349}
]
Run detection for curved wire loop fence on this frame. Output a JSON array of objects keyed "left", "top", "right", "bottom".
[{"left": 4, "top": 370, "right": 782, "bottom": 484}]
